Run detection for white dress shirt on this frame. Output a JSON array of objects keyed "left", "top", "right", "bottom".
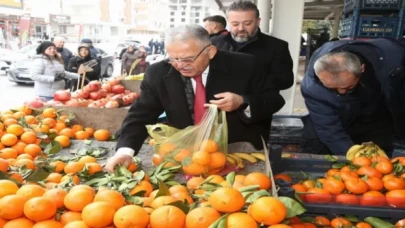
[{"left": 116, "top": 66, "right": 249, "bottom": 157}]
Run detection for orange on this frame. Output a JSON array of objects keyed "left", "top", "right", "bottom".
[
  {"left": 6, "top": 158, "right": 16, "bottom": 166},
  {"left": 54, "top": 135, "right": 70, "bottom": 148},
  {"left": 53, "top": 122, "right": 67, "bottom": 132},
  {"left": 364, "top": 176, "right": 384, "bottom": 191},
  {"left": 344, "top": 178, "right": 369, "bottom": 195},
  {"left": 0, "top": 158, "right": 12, "bottom": 173},
  {"left": 200, "top": 139, "right": 219, "bottom": 153},
  {"left": 84, "top": 127, "right": 95, "bottom": 137},
  {"left": 323, "top": 178, "right": 345, "bottom": 195},
  {"left": 0, "top": 143, "right": 4, "bottom": 150},
  {"left": 1, "top": 133, "right": 18, "bottom": 146},
  {"left": 0, "top": 122, "right": 3, "bottom": 131},
  {"left": 93, "top": 129, "right": 110, "bottom": 141},
  {"left": 23, "top": 144, "right": 42, "bottom": 157},
  {"left": 192, "top": 150, "right": 211, "bottom": 166},
  {"left": 86, "top": 163, "right": 102, "bottom": 175},
  {"left": 70, "top": 185, "right": 96, "bottom": 196},
  {"left": 17, "top": 153, "right": 33, "bottom": 160},
  {"left": 42, "top": 108, "right": 57, "bottom": 118},
  {"left": 386, "top": 190, "right": 405, "bottom": 208},
  {"left": 375, "top": 161, "right": 394, "bottom": 175},
  {"left": 6, "top": 124, "right": 24, "bottom": 136},
  {"left": 3, "top": 218, "right": 34, "bottom": 228},
  {"left": 314, "top": 216, "right": 331, "bottom": 226},
  {"left": 2, "top": 118, "right": 18, "bottom": 127},
  {"left": 182, "top": 162, "right": 208, "bottom": 175},
  {"left": 75, "top": 131, "right": 90, "bottom": 140},
  {"left": 158, "top": 143, "right": 175, "bottom": 155},
  {"left": 360, "top": 191, "right": 386, "bottom": 207},
  {"left": 274, "top": 173, "right": 293, "bottom": 183},
  {"left": 32, "top": 220, "right": 63, "bottom": 228},
  {"left": 78, "top": 155, "right": 97, "bottom": 164},
  {"left": 41, "top": 118, "right": 56, "bottom": 128},
  {"left": 14, "top": 158, "right": 36, "bottom": 169},
  {"left": 208, "top": 152, "right": 226, "bottom": 170},
  {"left": 151, "top": 196, "right": 177, "bottom": 209},
  {"left": 64, "top": 161, "right": 85, "bottom": 174},
  {"left": 93, "top": 189, "right": 125, "bottom": 210},
  {"left": 45, "top": 172, "right": 63, "bottom": 183},
  {"left": 34, "top": 124, "right": 50, "bottom": 134},
  {"left": 186, "top": 176, "right": 205, "bottom": 190},
  {"left": 59, "top": 128, "right": 75, "bottom": 138},
  {"left": 113, "top": 205, "right": 149, "bottom": 228},
  {"left": 244, "top": 172, "right": 271, "bottom": 190},
  {"left": 169, "top": 184, "right": 189, "bottom": 195},
  {"left": 208, "top": 187, "right": 244, "bottom": 213},
  {"left": 357, "top": 166, "right": 383, "bottom": 179},
  {"left": 331, "top": 217, "right": 352, "bottom": 228},
  {"left": 173, "top": 149, "right": 191, "bottom": 162},
  {"left": 64, "top": 189, "right": 95, "bottom": 212},
  {"left": 24, "top": 115, "right": 38, "bottom": 124},
  {"left": 43, "top": 188, "right": 68, "bottom": 209},
  {"left": 71, "top": 124, "right": 83, "bottom": 133},
  {"left": 61, "top": 174, "right": 80, "bottom": 185},
  {"left": 0, "top": 148, "right": 17, "bottom": 159},
  {"left": 16, "top": 184, "right": 46, "bottom": 199},
  {"left": 82, "top": 202, "right": 116, "bottom": 228},
  {"left": 352, "top": 156, "right": 372, "bottom": 167},
  {"left": 12, "top": 111, "right": 26, "bottom": 119},
  {"left": 50, "top": 160, "right": 65, "bottom": 173},
  {"left": 249, "top": 197, "right": 287, "bottom": 225},
  {"left": 172, "top": 192, "right": 193, "bottom": 204},
  {"left": 150, "top": 205, "right": 186, "bottom": 228},
  {"left": 0, "top": 194, "right": 28, "bottom": 220},
  {"left": 206, "top": 175, "right": 225, "bottom": 184},
  {"left": 127, "top": 162, "right": 138, "bottom": 172},
  {"left": 23, "top": 196, "right": 57, "bottom": 222},
  {"left": 186, "top": 207, "right": 221, "bottom": 228},
  {"left": 8, "top": 172, "right": 23, "bottom": 183},
  {"left": 59, "top": 211, "right": 82, "bottom": 226},
  {"left": 356, "top": 222, "right": 372, "bottom": 228},
  {"left": 227, "top": 212, "right": 257, "bottom": 228},
  {"left": 63, "top": 221, "right": 89, "bottom": 228},
  {"left": 129, "top": 180, "right": 153, "bottom": 197},
  {"left": 268, "top": 225, "right": 292, "bottom": 228}
]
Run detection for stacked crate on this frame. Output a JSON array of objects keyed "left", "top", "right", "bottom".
[{"left": 340, "top": 0, "right": 405, "bottom": 39}]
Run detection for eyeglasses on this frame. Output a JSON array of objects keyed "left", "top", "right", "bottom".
[{"left": 166, "top": 44, "right": 211, "bottom": 64}]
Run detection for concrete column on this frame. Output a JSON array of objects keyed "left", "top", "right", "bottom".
[
  {"left": 332, "top": 7, "right": 343, "bottom": 38},
  {"left": 271, "top": 0, "right": 305, "bottom": 115},
  {"left": 257, "top": 0, "right": 271, "bottom": 33}
]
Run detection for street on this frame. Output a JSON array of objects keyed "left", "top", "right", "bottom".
[{"left": 0, "top": 60, "right": 122, "bottom": 111}]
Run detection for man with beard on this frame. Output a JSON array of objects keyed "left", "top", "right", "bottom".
[
  {"left": 211, "top": 0, "right": 294, "bottom": 91},
  {"left": 53, "top": 36, "right": 72, "bottom": 70}
]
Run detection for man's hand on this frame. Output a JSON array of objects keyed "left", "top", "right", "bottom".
[
  {"left": 206, "top": 92, "right": 243, "bottom": 112},
  {"left": 105, "top": 154, "right": 133, "bottom": 173}
]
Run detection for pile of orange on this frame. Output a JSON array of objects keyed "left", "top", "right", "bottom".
[
  {"left": 152, "top": 139, "right": 227, "bottom": 176},
  {"left": 291, "top": 156, "right": 405, "bottom": 209}
]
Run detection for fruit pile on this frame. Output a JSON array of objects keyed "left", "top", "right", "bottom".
[
  {"left": 24, "top": 79, "right": 139, "bottom": 108},
  {"left": 289, "top": 144, "right": 405, "bottom": 209}
]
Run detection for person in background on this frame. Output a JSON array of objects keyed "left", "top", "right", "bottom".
[
  {"left": 211, "top": 0, "right": 294, "bottom": 92},
  {"left": 30, "top": 41, "right": 79, "bottom": 100},
  {"left": 121, "top": 45, "right": 137, "bottom": 75},
  {"left": 81, "top": 38, "right": 104, "bottom": 60},
  {"left": 104, "top": 24, "right": 285, "bottom": 172},
  {"left": 159, "top": 40, "right": 165, "bottom": 55},
  {"left": 203, "top": 15, "right": 228, "bottom": 38},
  {"left": 301, "top": 38, "right": 405, "bottom": 156},
  {"left": 132, "top": 47, "right": 149, "bottom": 74},
  {"left": 68, "top": 43, "right": 101, "bottom": 84},
  {"left": 153, "top": 40, "right": 160, "bottom": 54},
  {"left": 53, "top": 36, "right": 72, "bottom": 70},
  {"left": 148, "top": 39, "right": 154, "bottom": 53}
]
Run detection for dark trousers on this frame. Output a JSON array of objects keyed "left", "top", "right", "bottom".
[{"left": 302, "top": 115, "right": 394, "bottom": 156}]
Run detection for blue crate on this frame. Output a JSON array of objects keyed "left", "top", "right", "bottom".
[
  {"left": 343, "top": 0, "right": 404, "bottom": 14},
  {"left": 340, "top": 14, "right": 404, "bottom": 38}
]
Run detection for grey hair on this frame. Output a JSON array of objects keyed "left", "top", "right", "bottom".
[
  {"left": 226, "top": 0, "right": 260, "bottom": 18},
  {"left": 165, "top": 24, "right": 211, "bottom": 47},
  {"left": 314, "top": 52, "right": 362, "bottom": 78}
]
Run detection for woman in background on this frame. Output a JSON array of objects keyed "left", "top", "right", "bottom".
[{"left": 121, "top": 45, "right": 137, "bottom": 75}]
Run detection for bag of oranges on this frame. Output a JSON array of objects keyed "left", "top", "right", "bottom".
[{"left": 146, "top": 104, "right": 228, "bottom": 176}]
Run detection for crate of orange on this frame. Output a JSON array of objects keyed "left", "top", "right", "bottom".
[{"left": 146, "top": 105, "right": 227, "bottom": 177}]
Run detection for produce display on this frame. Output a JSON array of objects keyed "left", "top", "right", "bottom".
[
  {"left": 124, "top": 73, "right": 144, "bottom": 80},
  {"left": 24, "top": 79, "right": 139, "bottom": 108}
]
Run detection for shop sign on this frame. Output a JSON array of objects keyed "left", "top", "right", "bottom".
[{"left": 50, "top": 15, "right": 71, "bottom": 24}]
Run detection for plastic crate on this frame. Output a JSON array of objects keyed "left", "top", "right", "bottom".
[
  {"left": 340, "top": 14, "right": 404, "bottom": 38},
  {"left": 343, "top": 0, "right": 404, "bottom": 14}
]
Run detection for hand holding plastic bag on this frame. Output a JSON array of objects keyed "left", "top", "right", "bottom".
[{"left": 146, "top": 104, "right": 228, "bottom": 176}]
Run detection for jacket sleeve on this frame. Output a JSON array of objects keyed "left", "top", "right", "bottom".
[
  {"left": 302, "top": 89, "right": 354, "bottom": 155},
  {"left": 67, "top": 58, "right": 77, "bottom": 73},
  {"left": 121, "top": 54, "right": 127, "bottom": 69},
  {"left": 267, "top": 42, "right": 294, "bottom": 90},
  {"left": 92, "top": 61, "right": 101, "bottom": 77},
  {"left": 64, "top": 71, "right": 79, "bottom": 80},
  {"left": 240, "top": 61, "right": 285, "bottom": 124},
  {"left": 30, "top": 59, "right": 54, "bottom": 83},
  {"left": 115, "top": 65, "right": 164, "bottom": 154}
]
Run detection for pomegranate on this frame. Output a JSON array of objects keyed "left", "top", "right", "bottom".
[
  {"left": 122, "top": 95, "right": 134, "bottom": 106},
  {"left": 24, "top": 99, "right": 44, "bottom": 108},
  {"left": 129, "top": 92, "right": 139, "bottom": 100},
  {"left": 82, "top": 85, "right": 91, "bottom": 92},
  {"left": 99, "top": 89, "right": 108, "bottom": 98},
  {"left": 53, "top": 90, "right": 71, "bottom": 102},
  {"left": 107, "top": 79, "right": 120, "bottom": 86},
  {"left": 124, "top": 90, "right": 131, "bottom": 95},
  {"left": 89, "top": 91, "right": 102, "bottom": 100},
  {"left": 105, "top": 100, "right": 120, "bottom": 108},
  {"left": 110, "top": 96, "right": 124, "bottom": 107},
  {"left": 102, "top": 83, "right": 112, "bottom": 92},
  {"left": 77, "top": 99, "right": 89, "bottom": 107},
  {"left": 87, "top": 80, "right": 102, "bottom": 92},
  {"left": 98, "top": 99, "right": 108, "bottom": 107},
  {"left": 65, "top": 99, "right": 80, "bottom": 107},
  {"left": 88, "top": 101, "right": 103, "bottom": 108},
  {"left": 47, "top": 100, "right": 64, "bottom": 106},
  {"left": 111, "top": 85, "right": 125, "bottom": 94},
  {"left": 77, "top": 90, "right": 89, "bottom": 99}
]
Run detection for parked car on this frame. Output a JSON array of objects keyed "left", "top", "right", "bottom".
[{"left": 7, "top": 44, "right": 114, "bottom": 85}]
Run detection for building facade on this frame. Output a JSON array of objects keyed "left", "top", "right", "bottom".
[{"left": 168, "top": 0, "right": 212, "bottom": 28}]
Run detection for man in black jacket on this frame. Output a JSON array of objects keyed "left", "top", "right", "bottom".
[
  {"left": 54, "top": 36, "right": 72, "bottom": 70},
  {"left": 105, "top": 24, "right": 285, "bottom": 172},
  {"left": 203, "top": 15, "right": 229, "bottom": 38},
  {"left": 211, "top": 0, "right": 294, "bottom": 91}
]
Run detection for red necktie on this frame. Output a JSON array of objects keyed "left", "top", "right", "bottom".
[{"left": 193, "top": 74, "right": 206, "bottom": 124}]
